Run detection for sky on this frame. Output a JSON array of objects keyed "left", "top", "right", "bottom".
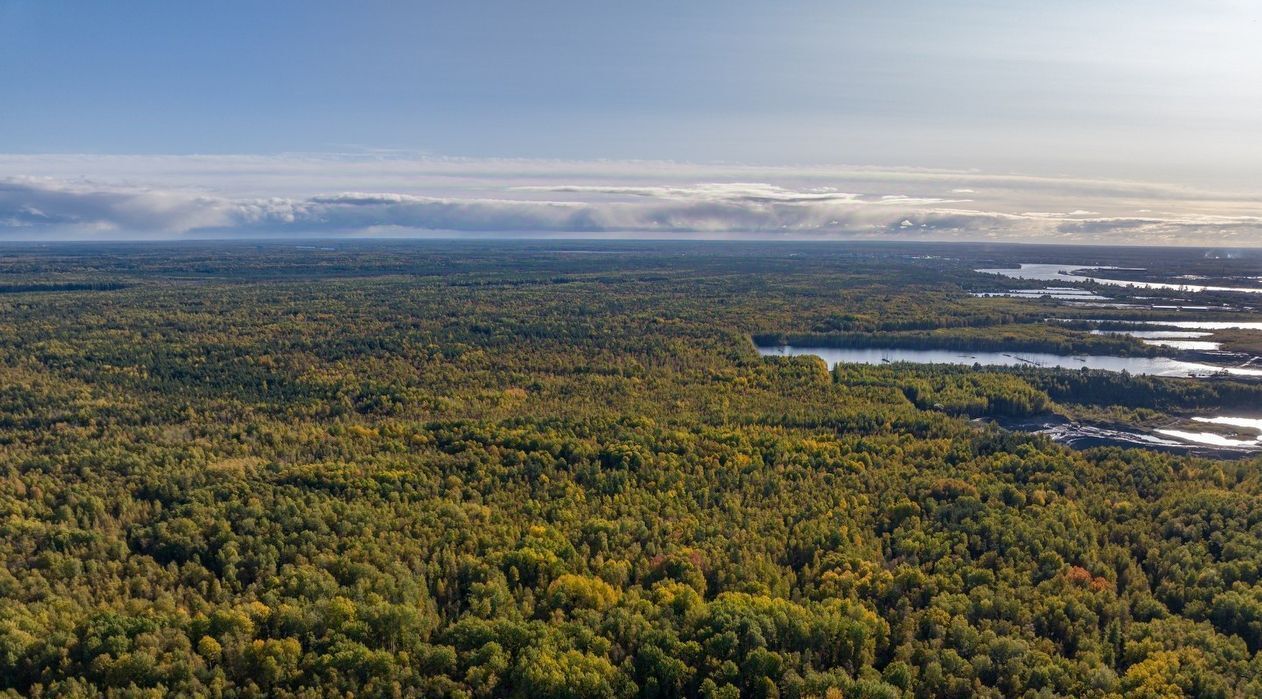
[{"left": 1, "top": 1, "right": 1260, "bottom": 243}]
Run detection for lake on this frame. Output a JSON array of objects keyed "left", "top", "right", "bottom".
[
  {"left": 758, "top": 344, "right": 1262, "bottom": 378},
  {"left": 978, "top": 263, "right": 1262, "bottom": 295}
]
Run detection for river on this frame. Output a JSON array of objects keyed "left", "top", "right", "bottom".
[
  {"left": 977, "top": 263, "right": 1262, "bottom": 295},
  {"left": 758, "top": 345, "right": 1262, "bottom": 378}
]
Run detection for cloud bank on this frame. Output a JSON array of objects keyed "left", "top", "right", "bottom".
[{"left": 2, "top": 154, "right": 1261, "bottom": 244}]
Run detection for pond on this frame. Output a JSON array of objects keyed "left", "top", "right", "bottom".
[{"left": 758, "top": 344, "right": 1262, "bottom": 378}]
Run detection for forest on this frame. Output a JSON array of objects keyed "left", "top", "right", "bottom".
[{"left": 1, "top": 240, "right": 1261, "bottom": 698}]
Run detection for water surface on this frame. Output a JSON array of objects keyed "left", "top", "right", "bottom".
[
  {"left": 1155, "top": 416, "right": 1262, "bottom": 449},
  {"left": 1056, "top": 319, "right": 1262, "bottom": 331},
  {"left": 759, "top": 345, "right": 1262, "bottom": 378},
  {"left": 973, "top": 288, "right": 1110, "bottom": 301},
  {"left": 1154, "top": 429, "right": 1260, "bottom": 448},
  {"left": 1090, "top": 329, "right": 1221, "bottom": 351},
  {"left": 1192, "top": 416, "right": 1262, "bottom": 432},
  {"left": 978, "top": 263, "right": 1262, "bottom": 295}
]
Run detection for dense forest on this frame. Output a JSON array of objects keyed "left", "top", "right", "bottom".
[{"left": 1, "top": 241, "right": 1261, "bottom": 698}]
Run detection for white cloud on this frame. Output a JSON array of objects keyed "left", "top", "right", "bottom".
[{"left": 0, "top": 153, "right": 1260, "bottom": 244}]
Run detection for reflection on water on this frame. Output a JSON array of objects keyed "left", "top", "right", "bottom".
[
  {"left": 1056, "top": 319, "right": 1262, "bottom": 331},
  {"left": 1139, "top": 340, "right": 1222, "bottom": 350},
  {"left": 759, "top": 345, "right": 1262, "bottom": 378},
  {"left": 1136, "top": 321, "right": 1262, "bottom": 330},
  {"left": 1090, "top": 329, "right": 1221, "bottom": 351},
  {"left": 1193, "top": 416, "right": 1262, "bottom": 432},
  {"left": 978, "top": 263, "right": 1262, "bottom": 295},
  {"left": 973, "top": 287, "right": 1110, "bottom": 301},
  {"left": 1094, "top": 330, "right": 1211, "bottom": 339},
  {"left": 1154, "top": 416, "right": 1262, "bottom": 449},
  {"left": 1154, "top": 429, "right": 1260, "bottom": 448}
]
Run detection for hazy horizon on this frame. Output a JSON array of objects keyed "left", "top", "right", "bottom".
[{"left": 3, "top": 1, "right": 1260, "bottom": 244}]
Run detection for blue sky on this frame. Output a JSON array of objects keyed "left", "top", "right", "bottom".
[{"left": 1, "top": 1, "right": 1260, "bottom": 241}]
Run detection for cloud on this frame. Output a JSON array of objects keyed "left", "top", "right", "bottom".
[
  {"left": 1, "top": 154, "right": 1261, "bottom": 244},
  {"left": 0, "top": 178, "right": 235, "bottom": 232},
  {"left": 0, "top": 177, "right": 1030, "bottom": 238}
]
